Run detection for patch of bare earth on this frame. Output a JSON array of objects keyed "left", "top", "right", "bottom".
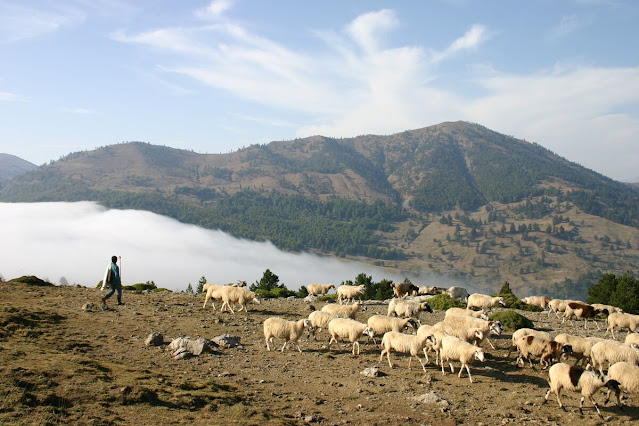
[{"left": 0, "top": 282, "right": 637, "bottom": 425}]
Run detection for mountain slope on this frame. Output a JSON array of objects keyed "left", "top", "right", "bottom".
[
  {"left": 0, "top": 153, "right": 37, "bottom": 183},
  {"left": 2, "top": 121, "right": 638, "bottom": 295}
]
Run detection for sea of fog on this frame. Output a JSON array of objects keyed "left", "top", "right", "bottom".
[{"left": 0, "top": 202, "right": 457, "bottom": 292}]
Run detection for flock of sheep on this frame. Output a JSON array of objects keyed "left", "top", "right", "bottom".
[{"left": 201, "top": 280, "right": 639, "bottom": 419}]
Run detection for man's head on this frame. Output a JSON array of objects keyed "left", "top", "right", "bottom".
[{"left": 111, "top": 256, "right": 118, "bottom": 263}]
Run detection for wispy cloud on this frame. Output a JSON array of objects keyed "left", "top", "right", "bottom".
[
  {"left": 195, "top": 0, "right": 234, "bottom": 20},
  {"left": 0, "top": 2, "right": 85, "bottom": 43},
  {"left": 63, "top": 107, "right": 95, "bottom": 114},
  {"left": 0, "top": 91, "right": 26, "bottom": 101}
]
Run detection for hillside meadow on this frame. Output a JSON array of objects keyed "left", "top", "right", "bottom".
[{"left": 1, "top": 281, "right": 638, "bottom": 425}]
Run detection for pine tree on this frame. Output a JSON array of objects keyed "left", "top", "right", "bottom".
[{"left": 197, "top": 276, "right": 207, "bottom": 294}]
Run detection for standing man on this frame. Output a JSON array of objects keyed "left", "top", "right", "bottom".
[{"left": 102, "top": 255, "right": 123, "bottom": 308}]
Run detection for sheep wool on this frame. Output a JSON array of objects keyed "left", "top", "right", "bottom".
[
  {"left": 219, "top": 287, "right": 260, "bottom": 314},
  {"left": 604, "top": 361, "right": 639, "bottom": 408},
  {"left": 379, "top": 331, "right": 434, "bottom": 371},
  {"left": 589, "top": 339, "right": 639, "bottom": 375},
  {"left": 306, "top": 284, "right": 335, "bottom": 296},
  {"left": 444, "top": 307, "right": 489, "bottom": 321},
  {"left": 366, "top": 315, "right": 417, "bottom": 344},
  {"left": 321, "top": 301, "right": 364, "bottom": 319},
  {"left": 327, "top": 318, "right": 374, "bottom": 356},
  {"left": 605, "top": 312, "right": 639, "bottom": 339},
  {"left": 263, "top": 317, "right": 314, "bottom": 353},
  {"left": 336, "top": 285, "right": 365, "bottom": 304},
  {"left": 466, "top": 293, "right": 506, "bottom": 311},
  {"left": 307, "top": 311, "right": 338, "bottom": 340},
  {"left": 439, "top": 335, "right": 485, "bottom": 383}
]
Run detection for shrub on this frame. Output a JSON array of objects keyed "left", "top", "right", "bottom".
[
  {"left": 125, "top": 282, "right": 157, "bottom": 291},
  {"left": 255, "top": 287, "right": 296, "bottom": 299},
  {"left": 428, "top": 294, "right": 466, "bottom": 311},
  {"left": 9, "top": 276, "right": 54, "bottom": 287},
  {"left": 490, "top": 310, "right": 534, "bottom": 331},
  {"left": 317, "top": 294, "right": 338, "bottom": 303},
  {"left": 494, "top": 281, "right": 543, "bottom": 312}
]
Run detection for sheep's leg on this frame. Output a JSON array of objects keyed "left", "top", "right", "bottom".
[
  {"left": 295, "top": 342, "right": 302, "bottom": 353},
  {"left": 449, "top": 362, "right": 455, "bottom": 374},
  {"left": 353, "top": 342, "right": 360, "bottom": 356},
  {"left": 486, "top": 338, "right": 496, "bottom": 350},
  {"left": 408, "top": 356, "right": 412, "bottom": 369},
  {"left": 385, "top": 351, "right": 394, "bottom": 369},
  {"left": 422, "top": 348, "right": 429, "bottom": 364},
  {"left": 328, "top": 336, "right": 336, "bottom": 351},
  {"left": 415, "top": 354, "right": 427, "bottom": 372},
  {"left": 280, "top": 341, "right": 288, "bottom": 352},
  {"left": 440, "top": 355, "right": 446, "bottom": 375},
  {"left": 227, "top": 303, "right": 235, "bottom": 314},
  {"left": 463, "top": 363, "right": 473, "bottom": 383},
  {"left": 266, "top": 337, "right": 272, "bottom": 351}
]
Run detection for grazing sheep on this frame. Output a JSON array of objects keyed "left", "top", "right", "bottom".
[
  {"left": 446, "top": 286, "right": 469, "bottom": 301},
  {"left": 226, "top": 280, "right": 247, "bottom": 287},
  {"left": 441, "top": 316, "right": 503, "bottom": 349},
  {"left": 379, "top": 331, "right": 435, "bottom": 371},
  {"left": 506, "top": 328, "right": 552, "bottom": 358},
  {"left": 562, "top": 302, "right": 608, "bottom": 330},
  {"left": 589, "top": 340, "right": 639, "bottom": 375},
  {"left": 336, "top": 284, "right": 365, "bottom": 304},
  {"left": 366, "top": 315, "right": 417, "bottom": 344},
  {"left": 327, "top": 318, "right": 374, "bottom": 356},
  {"left": 263, "top": 317, "right": 314, "bottom": 352},
  {"left": 307, "top": 311, "right": 338, "bottom": 340},
  {"left": 466, "top": 293, "right": 506, "bottom": 311},
  {"left": 416, "top": 325, "right": 449, "bottom": 365},
  {"left": 604, "top": 361, "right": 639, "bottom": 409},
  {"left": 605, "top": 312, "right": 639, "bottom": 339},
  {"left": 554, "top": 334, "right": 604, "bottom": 366},
  {"left": 418, "top": 286, "right": 441, "bottom": 295},
  {"left": 219, "top": 287, "right": 261, "bottom": 314},
  {"left": 542, "top": 362, "right": 620, "bottom": 418},
  {"left": 439, "top": 335, "right": 485, "bottom": 383},
  {"left": 591, "top": 303, "right": 623, "bottom": 315},
  {"left": 514, "top": 335, "right": 572, "bottom": 369},
  {"left": 625, "top": 333, "right": 639, "bottom": 348},
  {"left": 521, "top": 296, "right": 550, "bottom": 310},
  {"left": 321, "top": 301, "right": 365, "bottom": 319},
  {"left": 306, "top": 283, "right": 335, "bottom": 296},
  {"left": 444, "top": 307, "right": 489, "bottom": 321},
  {"left": 547, "top": 299, "right": 579, "bottom": 318},
  {"left": 202, "top": 284, "right": 224, "bottom": 309},
  {"left": 433, "top": 321, "right": 485, "bottom": 347},
  {"left": 387, "top": 298, "right": 433, "bottom": 320},
  {"left": 392, "top": 281, "right": 420, "bottom": 298}
]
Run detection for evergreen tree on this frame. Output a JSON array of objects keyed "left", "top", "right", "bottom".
[
  {"left": 197, "top": 276, "right": 207, "bottom": 294},
  {"left": 186, "top": 283, "right": 194, "bottom": 294}
]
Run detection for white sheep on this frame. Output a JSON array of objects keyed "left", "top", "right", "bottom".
[
  {"left": 307, "top": 310, "right": 338, "bottom": 340},
  {"left": 306, "top": 283, "right": 335, "bottom": 296},
  {"left": 202, "top": 284, "right": 223, "bottom": 309},
  {"left": 605, "top": 312, "right": 639, "bottom": 339},
  {"left": 418, "top": 286, "right": 441, "bottom": 295},
  {"left": 379, "top": 331, "right": 435, "bottom": 371},
  {"left": 433, "top": 321, "right": 485, "bottom": 347},
  {"left": 466, "top": 293, "right": 506, "bottom": 311},
  {"left": 625, "top": 333, "right": 639, "bottom": 348},
  {"left": 321, "top": 301, "right": 365, "bottom": 319},
  {"left": 521, "top": 296, "right": 550, "bottom": 310},
  {"left": 387, "top": 298, "right": 433, "bottom": 320},
  {"left": 366, "top": 315, "right": 417, "bottom": 344},
  {"left": 336, "top": 284, "right": 365, "bottom": 304},
  {"left": 591, "top": 303, "right": 623, "bottom": 315},
  {"left": 441, "top": 316, "right": 503, "bottom": 349},
  {"left": 589, "top": 340, "right": 639, "bottom": 375},
  {"left": 444, "top": 307, "right": 489, "bottom": 321},
  {"left": 542, "top": 362, "right": 620, "bottom": 418},
  {"left": 218, "top": 287, "right": 261, "bottom": 314},
  {"left": 506, "top": 328, "right": 552, "bottom": 359},
  {"left": 547, "top": 299, "right": 580, "bottom": 318},
  {"left": 604, "top": 361, "right": 639, "bottom": 409},
  {"left": 553, "top": 333, "right": 603, "bottom": 365},
  {"left": 327, "top": 318, "right": 374, "bottom": 356},
  {"left": 416, "top": 325, "right": 449, "bottom": 365},
  {"left": 446, "top": 286, "right": 469, "bottom": 301},
  {"left": 263, "top": 317, "right": 314, "bottom": 352},
  {"left": 225, "top": 280, "right": 247, "bottom": 287},
  {"left": 514, "top": 335, "right": 572, "bottom": 369},
  {"left": 439, "top": 335, "right": 485, "bottom": 383}
]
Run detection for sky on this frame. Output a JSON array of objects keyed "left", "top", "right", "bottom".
[
  {"left": 0, "top": 201, "right": 469, "bottom": 292},
  {"left": 0, "top": 0, "right": 638, "bottom": 181}
]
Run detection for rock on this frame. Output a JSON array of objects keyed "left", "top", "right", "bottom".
[
  {"left": 213, "top": 334, "right": 241, "bottom": 348},
  {"left": 82, "top": 302, "right": 98, "bottom": 312},
  {"left": 413, "top": 392, "right": 452, "bottom": 410},
  {"left": 145, "top": 332, "right": 164, "bottom": 347},
  {"left": 304, "top": 295, "right": 317, "bottom": 303},
  {"left": 360, "top": 366, "right": 381, "bottom": 377},
  {"left": 168, "top": 337, "right": 218, "bottom": 357}
]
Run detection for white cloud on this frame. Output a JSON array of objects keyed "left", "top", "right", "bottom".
[
  {"left": 345, "top": 9, "right": 398, "bottom": 53},
  {"left": 0, "top": 91, "right": 25, "bottom": 101},
  {"left": 196, "top": 0, "right": 234, "bottom": 20},
  {"left": 0, "top": 2, "right": 85, "bottom": 43},
  {"left": 0, "top": 202, "right": 419, "bottom": 291},
  {"left": 431, "top": 23, "right": 488, "bottom": 63}
]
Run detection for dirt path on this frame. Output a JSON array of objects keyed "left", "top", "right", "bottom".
[{"left": 0, "top": 282, "right": 637, "bottom": 425}]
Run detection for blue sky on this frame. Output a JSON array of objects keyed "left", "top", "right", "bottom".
[{"left": 1, "top": 0, "right": 638, "bottom": 181}]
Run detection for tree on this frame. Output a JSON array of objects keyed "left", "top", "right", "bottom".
[
  {"left": 59, "top": 276, "right": 69, "bottom": 286},
  {"left": 185, "top": 283, "right": 194, "bottom": 294},
  {"left": 250, "top": 269, "right": 283, "bottom": 292},
  {"left": 197, "top": 276, "right": 207, "bottom": 294},
  {"left": 587, "top": 271, "right": 639, "bottom": 314}
]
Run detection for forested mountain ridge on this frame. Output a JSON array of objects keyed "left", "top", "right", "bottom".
[{"left": 2, "top": 121, "right": 638, "bottom": 296}]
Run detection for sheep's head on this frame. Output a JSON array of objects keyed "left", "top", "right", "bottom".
[
  {"left": 405, "top": 318, "right": 419, "bottom": 330},
  {"left": 489, "top": 321, "right": 503, "bottom": 336},
  {"left": 604, "top": 378, "right": 621, "bottom": 393},
  {"left": 328, "top": 284, "right": 335, "bottom": 290},
  {"left": 479, "top": 310, "right": 490, "bottom": 321},
  {"left": 363, "top": 326, "right": 375, "bottom": 338},
  {"left": 474, "top": 348, "right": 485, "bottom": 362},
  {"left": 497, "top": 297, "right": 506, "bottom": 307},
  {"left": 252, "top": 295, "right": 261, "bottom": 305},
  {"left": 425, "top": 334, "right": 437, "bottom": 347},
  {"left": 560, "top": 343, "right": 573, "bottom": 356},
  {"left": 238, "top": 280, "right": 247, "bottom": 287},
  {"left": 421, "top": 302, "right": 433, "bottom": 313},
  {"left": 472, "top": 329, "right": 484, "bottom": 341},
  {"left": 303, "top": 319, "right": 314, "bottom": 331}
]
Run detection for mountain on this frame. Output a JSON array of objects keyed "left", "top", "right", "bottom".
[
  {"left": 2, "top": 121, "right": 638, "bottom": 297},
  {"left": 0, "top": 154, "right": 37, "bottom": 184}
]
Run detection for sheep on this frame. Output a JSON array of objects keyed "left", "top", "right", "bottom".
[
  {"left": 553, "top": 334, "right": 604, "bottom": 366},
  {"left": 307, "top": 311, "right": 338, "bottom": 340},
  {"left": 446, "top": 286, "right": 469, "bottom": 301},
  {"left": 542, "top": 362, "right": 620, "bottom": 418},
  {"left": 202, "top": 284, "right": 224, "bottom": 309},
  {"left": 466, "top": 293, "right": 506, "bottom": 311},
  {"left": 379, "top": 331, "right": 436, "bottom": 371},
  {"left": 263, "top": 317, "right": 314, "bottom": 352},
  {"left": 392, "top": 281, "right": 419, "bottom": 298},
  {"left": 225, "top": 280, "right": 247, "bottom": 287},
  {"left": 506, "top": 328, "right": 552, "bottom": 358},
  {"left": 439, "top": 335, "right": 485, "bottom": 383},
  {"left": 547, "top": 299, "right": 579, "bottom": 318},
  {"left": 433, "top": 321, "right": 485, "bottom": 347},
  {"left": 514, "top": 335, "right": 573, "bottom": 369},
  {"left": 605, "top": 312, "right": 639, "bottom": 339},
  {"left": 387, "top": 298, "right": 433, "bottom": 320},
  {"left": 366, "top": 315, "right": 418, "bottom": 344},
  {"left": 336, "top": 284, "right": 365, "bottom": 304},
  {"left": 306, "top": 283, "right": 335, "bottom": 296},
  {"left": 441, "top": 316, "right": 503, "bottom": 349},
  {"left": 521, "top": 296, "right": 550, "bottom": 310},
  {"left": 218, "top": 287, "right": 261, "bottom": 314},
  {"left": 625, "top": 333, "right": 639, "bottom": 348},
  {"left": 591, "top": 303, "right": 623, "bottom": 315},
  {"left": 327, "top": 318, "right": 374, "bottom": 356},
  {"left": 589, "top": 340, "right": 639, "bottom": 375},
  {"left": 321, "top": 301, "right": 365, "bottom": 319},
  {"left": 418, "top": 286, "right": 441, "bottom": 295},
  {"left": 444, "top": 307, "right": 489, "bottom": 321},
  {"left": 604, "top": 361, "right": 639, "bottom": 409},
  {"left": 416, "top": 325, "right": 449, "bottom": 365},
  {"left": 562, "top": 302, "right": 608, "bottom": 330}
]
